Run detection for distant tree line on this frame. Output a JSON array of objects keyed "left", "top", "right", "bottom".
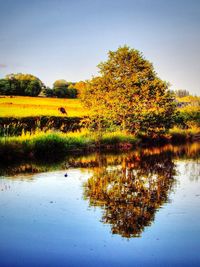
[
  {"left": 44, "top": 79, "right": 78, "bottom": 98},
  {"left": 173, "top": 89, "right": 190, "bottom": 98},
  {"left": 0, "top": 73, "right": 86, "bottom": 98},
  {"left": 0, "top": 73, "right": 44, "bottom": 96}
]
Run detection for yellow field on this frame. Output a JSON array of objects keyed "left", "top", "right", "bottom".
[{"left": 0, "top": 96, "right": 88, "bottom": 117}]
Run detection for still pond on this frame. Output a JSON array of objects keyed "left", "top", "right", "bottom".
[{"left": 0, "top": 143, "right": 199, "bottom": 267}]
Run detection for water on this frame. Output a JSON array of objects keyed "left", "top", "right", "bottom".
[{"left": 0, "top": 143, "right": 199, "bottom": 267}]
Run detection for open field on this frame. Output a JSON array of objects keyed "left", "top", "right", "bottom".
[{"left": 0, "top": 96, "right": 88, "bottom": 117}]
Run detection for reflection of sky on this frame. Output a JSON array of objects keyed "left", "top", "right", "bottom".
[
  {"left": 0, "top": 160, "right": 200, "bottom": 267},
  {"left": 0, "top": 0, "right": 200, "bottom": 95}
]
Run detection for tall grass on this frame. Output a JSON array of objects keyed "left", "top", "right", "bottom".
[
  {"left": 0, "top": 130, "right": 138, "bottom": 162},
  {"left": 100, "top": 131, "right": 138, "bottom": 145},
  {"left": 1, "top": 126, "right": 199, "bottom": 163}
]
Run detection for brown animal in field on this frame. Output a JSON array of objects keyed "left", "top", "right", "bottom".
[{"left": 58, "top": 107, "right": 67, "bottom": 114}]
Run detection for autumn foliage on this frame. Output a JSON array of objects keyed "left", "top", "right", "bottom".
[{"left": 82, "top": 46, "right": 176, "bottom": 135}]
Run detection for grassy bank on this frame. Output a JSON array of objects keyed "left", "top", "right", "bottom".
[
  {"left": 0, "top": 130, "right": 138, "bottom": 162},
  {"left": 0, "top": 129, "right": 199, "bottom": 163}
]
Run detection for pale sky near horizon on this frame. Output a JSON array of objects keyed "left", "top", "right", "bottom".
[{"left": 0, "top": 0, "right": 200, "bottom": 95}]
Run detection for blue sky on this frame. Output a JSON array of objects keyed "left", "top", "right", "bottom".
[{"left": 0, "top": 0, "right": 200, "bottom": 94}]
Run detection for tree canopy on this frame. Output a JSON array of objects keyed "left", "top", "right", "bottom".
[
  {"left": 0, "top": 73, "right": 43, "bottom": 96},
  {"left": 53, "top": 79, "right": 68, "bottom": 88},
  {"left": 81, "top": 46, "right": 176, "bottom": 135},
  {"left": 74, "top": 81, "right": 87, "bottom": 97},
  {"left": 44, "top": 79, "right": 77, "bottom": 98}
]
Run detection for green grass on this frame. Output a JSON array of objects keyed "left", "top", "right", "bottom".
[
  {"left": 0, "top": 130, "right": 138, "bottom": 162},
  {"left": 100, "top": 131, "right": 138, "bottom": 145},
  {"left": 1, "top": 127, "right": 200, "bottom": 163}
]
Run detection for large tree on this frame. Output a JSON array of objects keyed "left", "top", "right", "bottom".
[{"left": 82, "top": 46, "right": 176, "bottom": 135}]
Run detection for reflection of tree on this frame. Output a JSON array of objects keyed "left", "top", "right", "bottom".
[
  {"left": 185, "top": 160, "right": 200, "bottom": 182},
  {"left": 84, "top": 152, "right": 176, "bottom": 238}
]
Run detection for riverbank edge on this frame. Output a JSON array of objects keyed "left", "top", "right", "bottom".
[{"left": 0, "top": 130, "right": 199, "bottom": 163}]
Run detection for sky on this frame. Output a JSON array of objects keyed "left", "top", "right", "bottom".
[{"left": 0, "top": 0, "right": 200, "bottom": 95}]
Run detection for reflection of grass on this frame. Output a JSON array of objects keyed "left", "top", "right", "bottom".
[
  {"left": 1, "top": 141, "right": 200, "bottom": 176},
  {"left": 0, "top": 96, "right": 88, "bottom": 117}
]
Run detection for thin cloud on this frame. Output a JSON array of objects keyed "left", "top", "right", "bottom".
[{"left": 0, "top": 63, "right": 7, "bottom": 68}]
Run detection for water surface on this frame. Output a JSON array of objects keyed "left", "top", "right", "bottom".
[{"left": 0, "top": 143, "right": 199, "bottom": 267}]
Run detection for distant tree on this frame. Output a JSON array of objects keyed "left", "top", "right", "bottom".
[
  {"left": 67, "top": 83, "right": 78, "bottom": 98},
  {"left": 52, "top": 79, "right": 68, "bottom": 98},
  {"left": 81, "top": 46, "right": 176, "bottom": 135},
  {"left": 43, "top": 87, "right": 54, "bottom": 97},
  {"left": 175, "top": 89, "right": 190, "bottom": 98},
  {"left": 24, "top": 79, "right": 42, "bottom": 96},
  {"left": 52, "top": 79, "right": 77, "bottom": 98},
  {"left": 0, "top": 79, "right": 11, "bottom": 95},
  {"left": 0, "top": 73, "right": 43, "bottom": 96},
  {"left": 53, "top": 79, "right": 68, "bottom": 89},
  {"left": 53, "top": 87, "right": 67, "bottom": 98}
]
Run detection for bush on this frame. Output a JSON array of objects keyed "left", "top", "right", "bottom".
[
  {"left": 0, "top": 116, "right": 83, "bottom": 136},
  {"left": 174, "top": 110, "right": 200, "bottom": 128}
]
